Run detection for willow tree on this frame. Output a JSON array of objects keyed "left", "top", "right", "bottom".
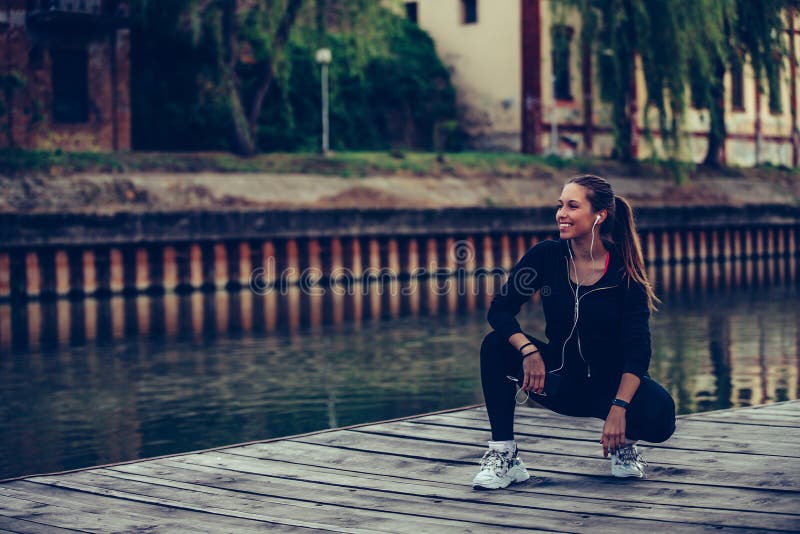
[
  {"left": 692, "top": 0, "right": 791, "bottom": 167},
  {"left": 205, "top": 0, "right": 306, "bottom": 155},
  {"left": 560, "top": 0, "right": 794, "bottom": 165}
]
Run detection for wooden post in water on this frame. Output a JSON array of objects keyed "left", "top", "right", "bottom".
[
  {"left": 515, "top": 233, "right": 526, "bottom": 263},
  {"left": 146, "top": 245, "right": 165, "bottom": 295},
  {"left": 707, "top": 229, "right": 719, "bottom": 292},
  {"left": 720, "top": 229, "right": 732, "bottom": 290},
  {"left": 163, "top": 245, "right": 178, "bottom": 294},
  {"left": 670, "top": 230, "right": 682, "bottom": 293},
  {"left": 123, "top": 248, "right": 139, "bottom": 297},
  {"left": 771, "top": 227, "right": 782, "bottom": 284},
  {"left": 211, "top": 243, "right": 226, "bottom": 290},
  {"left": 66, "top": 248, "right": 85, "bottom": 299},
  {"left": 318, "top": 237, "right": 334, "bottom": 285},
  {"left": 136, "top": 246, "right": 150, "bottom": 293},
  {"left": 35, "top": 249, "right": 55, "bottom": 300},
  {"left": 751, "top": 227, "right": 763, "bottom": 286},
  {"left": 498, "top": 234, "right": 510, "bottom": 272},
  {"left": 83, "top": 250, "right": 97, "bottom": 297},
  {"left": 94, "top": 246, "right": 112, "bottom": 297},
  {"left": 781, "top": 226, "right": 791, "bottom": 285},
  {"left": 224, "top": 241, "right": 241, "bottom": 291},
  {"left": 198, "top": 242, "right": 215, "bottom": 292},
  {"left": 24, "top": 251, "right": 39, "bottom": 298},
  {"left": 7, "top": 251, "right": 27, "bottom": 301},
  {"left": 172, "top": 243, "right": 192, "bottom": 294},
  {"left": 679, "top": 229, "right": 690, "bottom": 293}
]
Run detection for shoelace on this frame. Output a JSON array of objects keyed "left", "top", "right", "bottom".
[
  {"left": 479, "top": 449, "right": 512, "bottom": 473},
  {"left": 617, "top": 446, "right": 648, "bottom": 466}
]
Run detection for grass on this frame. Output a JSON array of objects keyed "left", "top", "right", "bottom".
[{"left": 1, "top": 148, "right": 796, "bottom": 182}]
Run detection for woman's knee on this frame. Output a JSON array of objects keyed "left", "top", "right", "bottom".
[
  {"left": 632, "top": 378, "right": 676, "bottom": 443},
  {"left": 647, "top": 393, "right": 677, "bottom": 443},
  {"left": 480, "top": 331, "right": 504, "bottom": 361}
]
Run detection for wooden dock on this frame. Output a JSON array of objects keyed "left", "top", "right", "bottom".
[{"left": 1, "top": 401, "right": 799, "bottom": 533}]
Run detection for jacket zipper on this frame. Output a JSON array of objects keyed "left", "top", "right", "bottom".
[
  {"left": 576, "top": 286, "right": 615, "bottom": 378},
  {"left": 563, "top": 257, "right": 617, "bottom": 378}
]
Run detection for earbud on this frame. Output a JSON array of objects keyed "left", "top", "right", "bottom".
[{"left": 595, "top": 215, "right": 601, "bottom": 222}]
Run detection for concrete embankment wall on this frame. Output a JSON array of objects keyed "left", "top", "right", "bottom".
[{"left": 0, "top": 205, "right": 798, "bottom": 301}]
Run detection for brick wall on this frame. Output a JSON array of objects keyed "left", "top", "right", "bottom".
[{"left": 0, "top": 3, "right": 131, "bottom": 151}]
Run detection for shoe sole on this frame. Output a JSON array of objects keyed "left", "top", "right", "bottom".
[
  {"left": 472, "top": 468, "right": 530, "bottom": 490},
  {"left": 611, "top": 469, "right": 645, "bottom": 478}
]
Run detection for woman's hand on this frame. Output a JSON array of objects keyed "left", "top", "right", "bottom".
[
  {"left": 521, "top": 352, "right": 546, "bottom": 394},
  {"left": 601, "top": 406, "right": 627, "bottom": 457}
]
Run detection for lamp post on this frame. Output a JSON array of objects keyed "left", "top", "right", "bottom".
[{"left": 315, "top": 48, "right": 332, "bottom": 155}]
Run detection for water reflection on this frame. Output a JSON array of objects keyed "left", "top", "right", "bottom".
[{"left": 0, "top": 280, "right": 798, "bottom": 480}]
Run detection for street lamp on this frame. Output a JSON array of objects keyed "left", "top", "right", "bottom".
[{"left": 315, "top": 48, "right": 332, "bottom": 155}]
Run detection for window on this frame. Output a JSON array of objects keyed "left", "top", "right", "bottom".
[
  {"left": 405, "top": 2, "right": 418, "bottom": 24},
  {"left": 462, "top": 0, "right": 477, "bottom": 24},
  {"left": 51, "top": 48, "right": 89, "bottom": 123},
  {"left": 551, "top": 26, "right": 573, "bottom": 101},
  {"left": 730, "top": 58, "right": 744, "bottom": 111},
  {"left": 768, "top": 66, "right": 782, "bottom": 114}
]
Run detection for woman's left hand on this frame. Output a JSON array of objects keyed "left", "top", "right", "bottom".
[{"left": 601, "top": 406, "right": 627, "bottom": 457}]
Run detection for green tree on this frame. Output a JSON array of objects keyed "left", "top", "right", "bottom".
[
  {"left": 561, "top": 0, "right": 710, "bottom": 161},
  {"left": 560, "top": 0, "right": 795, "bottom": 165},
  {"left": 692, "top": 1, "right": 792, "bottom": 167},
  {"left": 131, "top": 0, "right": 456, "bottom": 153}
]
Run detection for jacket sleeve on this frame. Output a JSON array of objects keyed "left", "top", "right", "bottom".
[
  {"left": 486, "top": 242, "right": 550, "bottom": 342},
  {"left": 620, "top": 279, "right": 652, "bottom": 378}
]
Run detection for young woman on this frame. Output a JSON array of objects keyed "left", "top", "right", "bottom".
[{"left": 473, "top": 174, "right": 676, "bottom": 490}]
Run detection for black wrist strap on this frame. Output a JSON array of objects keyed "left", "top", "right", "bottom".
[
  {"left": 611, "top": 398, "right": 630, "bottom": 409},
  {"left": 518, "top": 342, "right": 535, "bottom": 353}
]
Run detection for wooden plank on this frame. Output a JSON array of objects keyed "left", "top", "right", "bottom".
[
  {"left": 740, "top": 406, "right": 800, "bottom": 417},
  {"left": 132, "top": 450, "right": 800, "bottom": 532},
  {"left": 221, "top": 439, "right": 800, "bottom": 515},
  {"left": 421, "top": 411, "right": 800, "bottom": 455},
  {"left": 0, "top": 516, "right": 82, "bottom": 534},
  {"left": 0, "top": 487, "right": 199, "bottom": 534},
  {"left": 738, "top": 402, "right": 800, "bottom": 413},
  {"left": 2, "top": 402, "right": 798, "bottom": 533},
  {"left": 681, "top": 411, "right": 799, "bottom": 425},
  {"left": 91, "top": 461, "right": 712, "bottom": 534},
  {"left": 698, "top": 401, "right": 800, "bottom": 415},
  {"left": 408, "top": 414, "right": 800, "bottom": 457},
  {"left": 358, "top": 420, "right": 800, "bottom": 468},
  {"left": 0, "top": 483, "right": 283, "bottom": 534},
  {"left": 290, "top": 428, "right": 800, "bottom": 492},
  {"left": 677, "top": 416, "right": 798, "bottom": 428},
  {"left": 442, "top": 408, "right": 800, "bottom": 444},
  {"left": 25, "top": 472, "right": 524, "bottom": 534},
  {"left": 355, "top": 419, "right": 796, "bottom": 476}
]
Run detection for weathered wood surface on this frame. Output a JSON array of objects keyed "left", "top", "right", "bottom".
[{"left": 1, "top": 401, "right": 798, "bottom": 533}]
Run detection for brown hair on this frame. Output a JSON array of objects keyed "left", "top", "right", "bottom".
[{"left": 566, "top": 174, "right": 660, "bottom": 311}]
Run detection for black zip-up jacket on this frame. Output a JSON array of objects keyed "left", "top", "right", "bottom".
[{"left": 487, "top": 238, "right": 651, "bottom": 383}]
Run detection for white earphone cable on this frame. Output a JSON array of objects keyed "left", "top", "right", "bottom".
[{"left": 554, "top": 216, "right": 600, "bottom": 374}]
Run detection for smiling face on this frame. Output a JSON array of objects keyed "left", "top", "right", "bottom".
[{"left": 557, "top": 183, "right": 601, "bottom": 240}]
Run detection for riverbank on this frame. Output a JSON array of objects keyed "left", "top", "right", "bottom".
[{"left": 1, "top": 150, "right": 799, "bottom": 213}]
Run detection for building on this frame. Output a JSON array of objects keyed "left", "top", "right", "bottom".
[
  {"left": 405, "top": 0, "right": 800, "bottom": 167},
  {"left": 0, "top": 0, "right": 130, "bottom": 152}
]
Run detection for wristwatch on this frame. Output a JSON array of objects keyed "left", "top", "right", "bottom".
[{"left": 611, "top": 398, "right": 630, "bottom": 409}]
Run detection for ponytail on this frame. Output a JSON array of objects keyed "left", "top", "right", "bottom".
[
  {"left": 566, "top": 174, "right": 660, "bottom": 311},
  {"left": 612, "top": 195, "right": 660, "bottom": 311}
]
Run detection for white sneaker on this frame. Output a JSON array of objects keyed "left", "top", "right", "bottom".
[
  {"left": 472, "top": 448, "right": 530, "bottom": 490},
  {"left": 611, "top": 444, "right": 647, "bottom": 478}
]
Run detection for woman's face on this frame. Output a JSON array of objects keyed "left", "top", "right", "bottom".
[{"left": 556, "top": 183, "right": 599, "bottom": 240}]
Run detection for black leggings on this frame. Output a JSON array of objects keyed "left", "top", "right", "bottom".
[{"left": 480, "top": 331, "right": 676, "bottom": 442}]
